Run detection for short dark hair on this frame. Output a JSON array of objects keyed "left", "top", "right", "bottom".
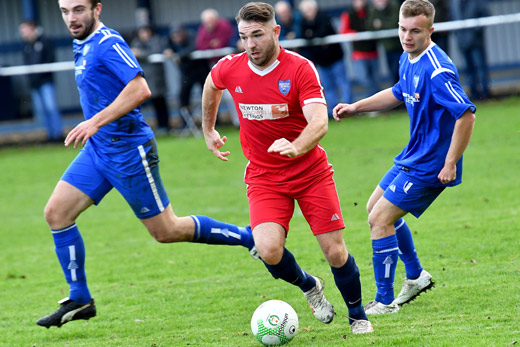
[
  {"left": 87, "top": 0, "right": 101, "bottom": 8},
  {"left": 20, "top": 19, "right": 37, "bottom": 28},
  {"left": 235, "top": 2, "right": 275, "bottom": 24},
  {"left": 400, "top": 0, "right": 435, "bottom": 27},
  {"left": 59, "top": 0, "right": 101, "bottom": 8}
]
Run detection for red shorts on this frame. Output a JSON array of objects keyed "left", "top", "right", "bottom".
[{"left": 245, "top": 160, "right": 345, "bottom": 235}]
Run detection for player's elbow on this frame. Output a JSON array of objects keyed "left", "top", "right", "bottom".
[
  {"left": 322, "top": 119, "right": 329, "bottom": 133},
  {"left": 468, "top": 112, "right": 476, "bottom": 125},
  {"left": 140, "top": 85, "right": 152, "bottom": 103},
  {"left": 460, "top": 110, "right": 476, "bottom": 125},
  {"left": 317, "top": 117, "right": 328, "bottom": 138}
]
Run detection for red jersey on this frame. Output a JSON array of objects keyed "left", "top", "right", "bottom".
[{"left": 211, "top": 47, "right": 329, "bottom": 175}]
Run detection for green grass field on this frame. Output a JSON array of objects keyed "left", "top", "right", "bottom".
[{"left": 1, "top": 97, "right": 519, "bottom": 346}]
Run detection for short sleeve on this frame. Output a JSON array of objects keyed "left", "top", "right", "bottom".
[
  {"left": 98, "top": 36, "right": 143, "bottom": 86},
  {"left": 210, "top": 55, "right": 232, "bottom": 90},
  {"left": 432, "top": 70, "right": 476, "bottom": 120},
  {"left": 392, "top": 81, "right": 404, "bottom": 101},
  {"left": 297, "top": 60, "right": 326, "bottom": 107}
]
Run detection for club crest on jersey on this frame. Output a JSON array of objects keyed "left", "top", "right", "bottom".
[
  {"left": 413, "top": 75, "right": 420, "bottom": 89},
  {"left": 278, "top": 80, "right": 291, "bottom": 95},
  {"left": 83, "top": 44, "right": 90, "bottom": 56}
]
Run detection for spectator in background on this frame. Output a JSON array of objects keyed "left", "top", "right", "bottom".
[
  {"left": 19, "top": 20, "right": 63, "bottom": 142},
  {"left": 340, "top": 0, "right": 379, "bottom": 99},
  {"left": 430, "top": 0, "right": 450, "bottom": 53},
  {"left": 196, "top": 8, "right": 239, "bottom": 127},
  {"left": 165, "top": 24, "right": 210, "bottom": 132},
  {"left": 131, "top": 25, "right": 170, "bottom": 135},
  {"left": 196, "top": 8, "right": 234, "bottom": 65},
  {"left": 299, "top": 0, "right": 352, "bottom": 116},
  {"left": 274, "top": 1, "right": 301, "bottom": 40},
  {"left": 367, "top": 0, "right": 402, "bottom": 84},
  {"left": 451, "top": 0, "right": 490, "bottom": 100}
]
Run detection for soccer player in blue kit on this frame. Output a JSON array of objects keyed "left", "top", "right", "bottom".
[
  {"left": 37, "top": 0, "right": 254, "bottom": 328},
  {"left": 333, "top": 0, "right": 476, "bottom": 314}
]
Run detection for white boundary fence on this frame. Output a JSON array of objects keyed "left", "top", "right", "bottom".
[{"left": 2, "top": 13, "right": 520, "bottom": 76}]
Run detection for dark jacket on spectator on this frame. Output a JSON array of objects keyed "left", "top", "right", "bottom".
[
  {"left": 300, "top": 10, "right": 344, "bottom": 67},
  {"left": 22, "top": 34, "right": 55, "bottom": 89}
]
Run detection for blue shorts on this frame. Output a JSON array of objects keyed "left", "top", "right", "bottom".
[
  {"left": 61, "top": 139, "right": 169, "bottom": 219},
  {"left": 379, "top": 165, "right": 445, "bottom": 218}
]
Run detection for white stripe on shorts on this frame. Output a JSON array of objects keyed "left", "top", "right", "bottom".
[{"left": 138, "top": 145, "right": 165, "bottom": 212}]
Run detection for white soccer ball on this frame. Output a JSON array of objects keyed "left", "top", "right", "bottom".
[{"left": 251, "top": 299, "right": 299, "bottom": 346}]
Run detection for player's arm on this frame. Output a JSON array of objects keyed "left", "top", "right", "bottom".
[
  {"left": 333, "top": 88, "right": 402, "bottom": 122},
  {"left": 65, "top": 74, "right": 151, "bottom": 148},
  {"left": 438, "top": 109, "right": 476, "bottom": 184},
  {"left": 201, "top": 73, "right": 230, "bottom": 161},
  {"left": 268, "top": 102, "right": 328, "bottom": 158}
]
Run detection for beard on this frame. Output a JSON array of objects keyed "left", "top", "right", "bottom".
[
  {"left": 248, "top": 37, "right": 277, "bottom": 67},
  {"left": 69, "top": 10, "right": 97, "bottom": 40}
]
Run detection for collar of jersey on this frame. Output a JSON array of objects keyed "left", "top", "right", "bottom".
[
  {"left": 247, "top": 48, "right": 284, "bottom": 76},
  {"left": 247, "top": 58, "right": 280, "bottom": 76}
]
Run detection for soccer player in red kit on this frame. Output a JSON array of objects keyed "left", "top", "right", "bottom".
[{"left": 202, "top": 2, "right": 373, "bottom": 335}]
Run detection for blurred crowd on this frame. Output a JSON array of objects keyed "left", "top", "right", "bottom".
[{"left": 13, "top": 0, "right": 491, "bottom": 141}]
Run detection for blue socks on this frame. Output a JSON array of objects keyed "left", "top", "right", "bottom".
[
  {"left": 395, "top": 218, "right": 423, "bottom": 280},
  {"left": 263, "top": 248, "right": 316, "bottom": 292},
  {"left": 331, "top": 255, "right": 368, "bottom": 324},
  {"left": 190, "top": 215, "right": 254, "bottom": 250},
  {"left": 372, "top": 235, "right": 399, "bottom": 305},
  {"left": 51, "top": 224, "right": 91, "bottom": 304}
]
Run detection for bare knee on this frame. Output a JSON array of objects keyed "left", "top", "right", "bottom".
[
  {"left": 324, "top": 245, "right": 348, "bottom": 268},
  {"left": 257, "top": 242, "right": 284, "bottom": 265},
  {"left": 366, "top": 200, "right": 374, "bottom": 214},
  {"left": 368, "top": 209, "right": 397, "bottom": 240},
  {"left": 367, "top": 211, "right": 380, "bottom": 231},
  {"left": 44, "top": 201, "right": 69, "bottom": 229},
  {"left": 147, "top": 220, "right": 181, "bottom": 243},
  {"left": 252, "top": 223, "right": 286, "bottom": 265},
  {"left": 317, "top": 230, "right": 348, "bottom": 267},
  {"left": 144, "top": 214, "right": 193, "bottom": 243},
  {"left": 367, "top": 186, "right": 384, "bottom": 214},
  {"left": 149, "top": 229, "right": 172, "bottom": 243}
]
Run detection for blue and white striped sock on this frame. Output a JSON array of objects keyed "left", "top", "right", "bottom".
[
  {"left": 52, "top": 223, "right": 91, "bottom": 304},
  {"left": 395, "top": 218, "right": 423, "bottom": 280},
  {"left": 372, "top": 235, "right": 399, "bottom": 305},
  {"left": 190, "top": 215, "right": 254, "bottom": 250}
]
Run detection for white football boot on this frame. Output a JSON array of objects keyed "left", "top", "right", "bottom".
[
  {"left": 350, "top": 319, "right": 374, "bottom": 334},
  {"left": 364, "top": 300, "right": 400, "bottom": 315},
  {"left": 393, "top": 270, "right": 434, "bottom": 306},
  {"left": 303, "top": 276, "right": 336, "bottom": 323}
]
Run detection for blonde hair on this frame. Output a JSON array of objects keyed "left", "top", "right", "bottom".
[{"left": 400, "top": 0, "right": 435, "bottom": 27}]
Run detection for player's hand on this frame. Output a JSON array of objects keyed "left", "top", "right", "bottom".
[
  {"left": 64, "top": 119, "right": 100, "bottom": 148},
  {"left": 333, "top": 103, "right": 357, "bottom": 122},
  {"left": 268, "top": 138, "right": 299, "bottom": 158},
  {"left": 438, "top": 163, "right": 457, "bottom": 184},
  {"left": 204, "top": 129, "right": 230, "bottom": 161}
]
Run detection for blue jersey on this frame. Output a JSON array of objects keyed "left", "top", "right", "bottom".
[
  {"left": 73, "top": 23, "right": 154, "bottom": 154},
  {"left": 392, "top": 42, "right": 476, "bottom": 187}
]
